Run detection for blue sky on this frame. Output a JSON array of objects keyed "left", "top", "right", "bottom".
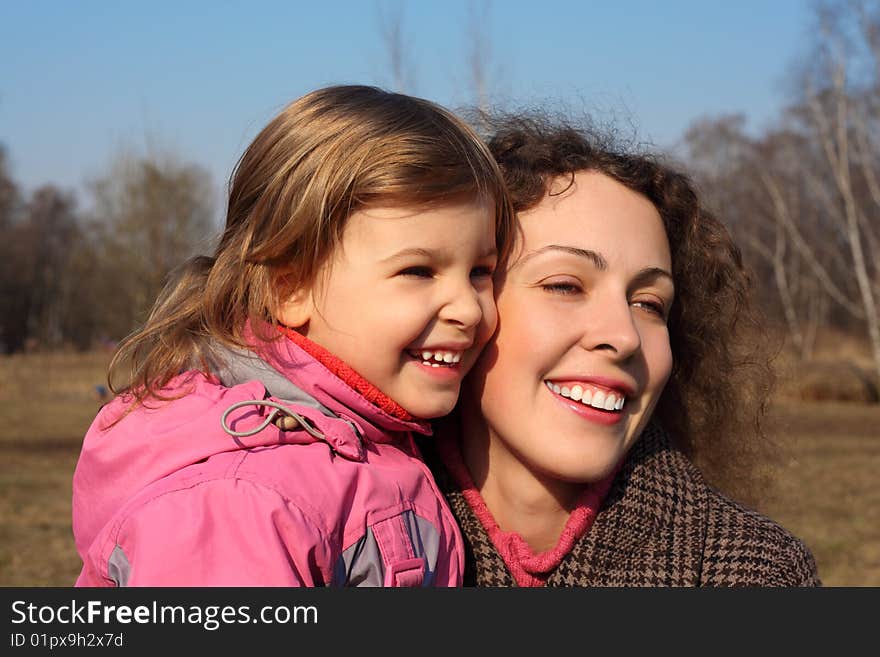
[{"left": 1, "top": 0, "right": 814, "bottom": 206}]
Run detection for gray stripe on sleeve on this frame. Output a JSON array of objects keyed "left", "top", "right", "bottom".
[
  {"left": 107, "top": 545, "right": 131, "bottom": 587},
  {"left": 333, "top": 510, "right": 441, "bottom": 587}
]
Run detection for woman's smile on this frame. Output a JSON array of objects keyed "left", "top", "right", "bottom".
[
  {"left": 544, "top": 379, "right": 632, "bottom": 425},
  {"left": 462, "top": 169, "right": 674, "bottom": 494}
]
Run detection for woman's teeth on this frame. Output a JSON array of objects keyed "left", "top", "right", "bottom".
[
  {"left": 545, "top": 381, "right": 626, "bottom": 411},
  {"left": 412, "top": 350, "right": 462, "bottom": 367}
]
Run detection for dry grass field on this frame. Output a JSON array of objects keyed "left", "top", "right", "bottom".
[{"left": 1, "top": 349, "right": 878, "bottom": 587}]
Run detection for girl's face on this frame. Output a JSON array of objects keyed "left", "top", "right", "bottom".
[
  {"left": 463, "top": 171, "right": 674, "bottom": 497},
  {"left": 279, "top": 200, "right": 498, "bottom": 419}
]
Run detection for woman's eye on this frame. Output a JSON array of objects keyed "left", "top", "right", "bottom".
[
  {"left": 398, "top": 266, "right": 433, "bottom": 278},
  {"left": 632, "top": 300, "right": 666, "bottom": 318},
  {"left": 541, "top": 282, "right": 582, "bottom": 295}
]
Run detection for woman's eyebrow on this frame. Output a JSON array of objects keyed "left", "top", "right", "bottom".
[
  {"left": 632, "top": 267, "right": 674, "bottom": 288},
  {"left": 515, "top": 244, "right": 608, "bottom": 270}
]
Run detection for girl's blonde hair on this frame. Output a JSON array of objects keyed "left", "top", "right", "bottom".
[{"left": 109, "top": 85, "right": 514, "bottom": 403}]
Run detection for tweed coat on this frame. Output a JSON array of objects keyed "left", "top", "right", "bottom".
[{"left": 419, "top": 423, "right": 821, "bottom": 587}]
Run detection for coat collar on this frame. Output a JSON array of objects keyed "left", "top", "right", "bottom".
[{"left": 551, "top": 422, "right": 708, "bottom": 586}]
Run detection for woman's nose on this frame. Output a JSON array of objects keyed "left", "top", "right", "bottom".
[{"left": 580, "top": 296, "right": 641, "bottom": 359}]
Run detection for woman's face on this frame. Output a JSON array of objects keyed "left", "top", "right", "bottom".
[{"left": 463, "top": 170, "right": 674, "bottom": 492}]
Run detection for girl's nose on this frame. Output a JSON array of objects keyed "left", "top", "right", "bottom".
[{"left": 438, "top": 279, "right": 484, "bottom": 329}]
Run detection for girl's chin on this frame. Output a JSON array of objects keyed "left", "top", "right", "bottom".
[{"left": 400, "top": 399, "right": 458, "bottom": 421}]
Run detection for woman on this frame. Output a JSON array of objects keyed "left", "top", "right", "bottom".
[{"left": 420, "top": 115, "right": 821, "bottom": 586}]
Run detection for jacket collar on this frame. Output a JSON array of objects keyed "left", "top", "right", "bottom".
[
  {"left": 552, "top": 422, "right": 708, "bottom": 585},
  {"left": 208, "top": 323, "right": 432, "bottom": 448}
]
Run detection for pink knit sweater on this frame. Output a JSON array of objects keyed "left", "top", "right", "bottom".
[{"left": 437, "top": 434, "right": 616, "bottom": 587}]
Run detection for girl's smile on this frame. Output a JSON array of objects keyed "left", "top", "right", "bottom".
[{"left": 278, "top": 200, "right": 498, "bottom": 419}]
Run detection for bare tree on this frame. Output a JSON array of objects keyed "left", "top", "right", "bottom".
[
  {"left": 683, "top": 117, "right": 832, "bottom": 361},
  {"left": 0, "top": 147, "right": 24, "bottom": 352},
  {"left": 376, "top": 0, "right": 414, "bottom": 92},
  {"left": 800, "top": 0, "right": 880, "bottom": 379},
  {"left": 88, "top": 149, "right": 215, "bottom": 336},
  {"left": 0, "top": 146, "right": 17, "bottom": 230},
  {"left": 684, "top": 1, "right": 880, "bottom": 381},
  {"left": 466, "top": 0, "right": 493, "bottom": 116},
  {"left": 23, "top": 186, "right": 80, "bottom": 348}
]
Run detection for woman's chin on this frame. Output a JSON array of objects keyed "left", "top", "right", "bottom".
[{"left": 534, "top": 443, "right": 626, "bottom": 485}]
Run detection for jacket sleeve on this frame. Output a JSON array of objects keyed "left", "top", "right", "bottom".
[{"left": 100, "top": 478, "right": 333, "bottom": 586}]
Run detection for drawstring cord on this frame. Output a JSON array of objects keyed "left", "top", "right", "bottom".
[{"left": 220, "top": 400, "right": 326, "bottom": 440}]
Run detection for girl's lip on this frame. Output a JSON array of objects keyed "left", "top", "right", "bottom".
[
  {"left": 407, "top": 341, "right": 474, "bottom": 352},
  {"left": 405, "top": 351, "right": 464, "bottom": 380}
]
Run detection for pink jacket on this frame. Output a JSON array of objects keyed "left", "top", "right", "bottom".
[{"left": 72, "top": 333, "right": 465, "bottom": 586}]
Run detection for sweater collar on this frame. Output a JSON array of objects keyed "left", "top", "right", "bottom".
[
  {"left": 435, "top": 425, "right": 616, "bottom": 587},
  {"left": 432, "top": 422, "right": 710, "bottom": 586}
]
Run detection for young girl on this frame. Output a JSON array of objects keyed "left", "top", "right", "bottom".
[{"left": 72, "top": 85, "right": 514, "bottom": 587}]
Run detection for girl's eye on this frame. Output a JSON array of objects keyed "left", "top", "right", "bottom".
[
  {"left": 470, "top": 265, "right": 495, "bottom": 279},
  {"left": 398, "top": 266, "right": 433, "bottom": 278},
  {"left": 541, "top": 282, "right": 582, "bottom": 295}
]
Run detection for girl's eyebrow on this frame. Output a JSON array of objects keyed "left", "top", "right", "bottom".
[
  {"left": 381, "top": 247, "right": 435, "bottom": 262},
  {"left": 515, "top": 244, "right": 608, "bottom": 270},
  {"left": 381, "top": 245, "right": 498, "bottom": 263}
]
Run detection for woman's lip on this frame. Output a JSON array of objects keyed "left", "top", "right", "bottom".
[
  {"left": 544, "top": 376, "right": 636, "bottom": 398},
  {"left": 547, "top": 387, "right": 626, "bottom": 426}
]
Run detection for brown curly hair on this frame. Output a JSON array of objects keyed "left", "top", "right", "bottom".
[{"left": 485, "top": 113, "right": 776, "bottom": 506}]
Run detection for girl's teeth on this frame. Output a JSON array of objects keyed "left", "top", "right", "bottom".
[
  {"left": 603, "top": 394, "right": 616, "bottom": 411},
  {"left": 592, "top": 390, "right": 606, "bottom": 407},
  {"left": 416, "top": 350, "right": 463, "bottom": 365},
  {"left": 570, "top": 385, "right": 583, "bottom": 401}
]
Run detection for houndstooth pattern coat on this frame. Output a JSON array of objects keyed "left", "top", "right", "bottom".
[{"left": 420, "top": 423, "right": 821, "bottom": 587}]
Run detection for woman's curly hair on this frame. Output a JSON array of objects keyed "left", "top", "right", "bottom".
[{"left": 486, "top": 113, "right": 776, "bottom": 506}]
